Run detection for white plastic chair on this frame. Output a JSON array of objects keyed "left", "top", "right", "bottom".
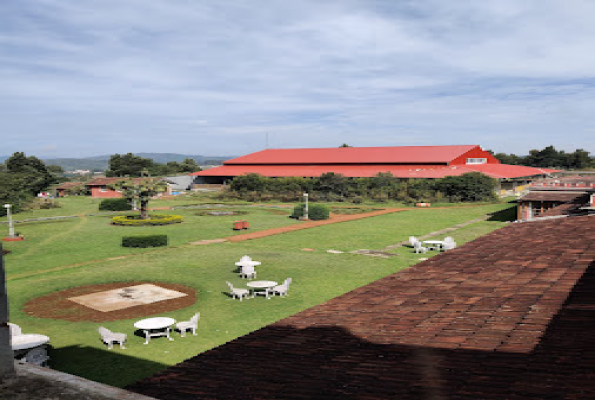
[
  {"left": 273, "top": 278, "right": 292, "bottom": 297},
  {"left": 8, "top": 322, "right": 22, "bottom": 337},
  {"left": 226, "top": 281, "right": 249, "bottom": 301},
  {"left": 414, "top": 241, "right": 428, "bottom": 254},
  {"left": 176, "top": 313, "right": 200, "bottom": 337},
  {"left": 98, "top": 327, "right": 126, "bottom": 350},
  {"left": 239, "top": 265, "right": 257, "bottom": 279},
  {"left": 442, "top": 241, "right": 457, "bottom": 251},
  {"left": 25, "top": 347, "right": 50, "bottom": 367},
  {"left": 408, "top": 236, "right": 419, "bottom": 247}
]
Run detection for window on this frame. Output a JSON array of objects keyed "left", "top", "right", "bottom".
[
  {"left": 466, "top": 158, "right": 487, "bottom": 164},
  {"left": 99, "top": 186, "right": 108, "bottom": 192}
]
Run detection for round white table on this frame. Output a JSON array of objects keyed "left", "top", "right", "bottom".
[
  {"left": 11, "top": 334, "right": 50, "bottom": 351},
  {"left": 247, "top": 280, "right": 278, "bottom": 299},
  {"left": 235, "top": 260, "right": 261, "bottom": 268},
  {"left": 422, "top": 240, "right": 445, "bottom": 250},
  {"left": 134, "top": 317, "right": 176, "bottom": 344}
]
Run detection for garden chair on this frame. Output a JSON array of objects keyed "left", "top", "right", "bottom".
[
  {"left": 176, "top": 312, "right": 200, "bottom": 337},
  {"left": 239, "top": 265, "right": 257, "bottom": 279},
  {"left": 98, "top": 327, "right": 127, "bottom": 350},
  {"left": 408, "top": 236, "right": 419, "bottom": 247},
  {"left": 442, "top": 240, "right": 457, "bottom": 251},
  {"left": 226, "top": 281, "right": 249, "bottom": 301},
  {"left": 8, "top": 322, "right": 22, "bottom": 337},
  {"left": 24, "top": 347, "right": 50, "bottom": 367},
  {"left": 273, "top": 278, "right": 292, "bottom": 297},
  {"left": 413, "top": 241, "right": 428, "bottom": 254}
]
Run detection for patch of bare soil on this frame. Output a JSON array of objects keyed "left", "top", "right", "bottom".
[{"left": 23, "top": 281, "right": 197, "bottom": 322}]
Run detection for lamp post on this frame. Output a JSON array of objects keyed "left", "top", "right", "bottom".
[
  {"left": 3, "top": 205, "right": 15, "bottom": 238},
  {"left": 303, "top": 193, "right": 309, "bottom": 220}
]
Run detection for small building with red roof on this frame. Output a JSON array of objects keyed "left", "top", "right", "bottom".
[{"left": 190, "top": 145, "right": 557, "bottom": 189}]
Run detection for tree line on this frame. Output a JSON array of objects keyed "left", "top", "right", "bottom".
[
  {"left": 0, "top": 152, "right": 59, "bottom": 216},
  {"left": 490, "top": 146, "right": 593, "bottom": 169},
  {"left": 105, "top": 153, "right": 201, "bottom": 177},
  {"left": 223, "top": 172, "right": 498, "bottom": 204}
]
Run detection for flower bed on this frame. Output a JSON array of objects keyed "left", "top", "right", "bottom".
[{"left": 112, "top": 214, "right": 183, "bottom": 226}]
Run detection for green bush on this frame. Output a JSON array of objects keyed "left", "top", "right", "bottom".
[
  {"left": 291, "top": 203, "right": 330, "bottom": 220},
  {"left": 122, "top": 235, "right": 168, "bottom": 248},
  {"left": 112, "top": 214, "right": 183, "bottom": 226},
  {"left": 99, "top": 198, "right": 132, "bottom": 211}
]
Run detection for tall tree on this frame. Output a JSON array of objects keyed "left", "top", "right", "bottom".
[
  {"left": 106, "top": 153, "right": 154, "bottom": 177},
  {"left": 4, "top": 152, "right": 57, "bottom": 195}
]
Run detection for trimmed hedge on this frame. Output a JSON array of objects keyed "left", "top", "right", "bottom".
[
  {"left": 112, "top": 214, "right": 183, "bottom": 226},
  {"left": 291, "top": 203, "right": 330, "bottom": 220},
  {"left": 122, "top": 235, "right": 168, "bottom": 248},
  {"left": 99, "top": 198, "right": 132, "bottom": 211}
]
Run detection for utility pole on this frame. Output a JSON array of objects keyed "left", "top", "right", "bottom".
[{"left": 0, "top": 242, "right": 15, "bottom": 381}]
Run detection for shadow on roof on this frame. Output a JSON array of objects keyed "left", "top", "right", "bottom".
[{"left": 127, "top": 260, "right": 595, "bottom": 399}]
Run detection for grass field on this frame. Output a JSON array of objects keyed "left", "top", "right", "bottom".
[{"left": 2, "top": 195, "right": 517, "bottom": 387}]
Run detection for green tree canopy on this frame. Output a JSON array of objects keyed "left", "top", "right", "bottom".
[
  {"left": 106, "top": 153, "right": 155, "bottom": 177},
  {"left": 108, "top": 178, "right": 168, "bottom": 219}
]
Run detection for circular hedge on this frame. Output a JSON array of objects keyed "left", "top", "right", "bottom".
[{"left": 112, "top": 214, "right": 183, "bottom": 226}]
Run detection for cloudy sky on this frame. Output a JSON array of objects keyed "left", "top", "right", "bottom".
[{"left": 1, "top": 0, "right": 594, "bottom": 158}]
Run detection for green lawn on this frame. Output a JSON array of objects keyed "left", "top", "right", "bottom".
[{"left": 3, "top": 195, "right": 516, "bottom": 387}]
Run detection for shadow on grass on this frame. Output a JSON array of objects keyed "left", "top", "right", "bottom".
[
  {"left": 50, "top": 344, "right": 169, "bottom": 388},
  {"left": 487, "top": 205, "right": 517, "bottom": 222}
]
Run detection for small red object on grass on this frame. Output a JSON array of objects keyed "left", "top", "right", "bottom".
[{"left": 3, "top": 236, "right": 24, "bottom": 242}]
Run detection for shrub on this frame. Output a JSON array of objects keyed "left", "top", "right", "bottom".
[
  {"left": 112, "top": 214, "right": 183, "bottom": 226},
  {"left": 99, "top": 198, "right": 132, "bottom": 211},
  {"left": 291, "top": 203, "right": 330, "bottom": 220},
  {"left": 122, "top": 235, "right": 168, "bottom": 248}
]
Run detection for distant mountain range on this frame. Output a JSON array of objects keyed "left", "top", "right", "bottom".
[{"left": 0, "top": 153, "right": 232, "bottom": 172}]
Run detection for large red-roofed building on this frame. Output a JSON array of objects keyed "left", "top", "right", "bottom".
[{"left": 191, "top": 145, "right": 557, "bottom": 189}]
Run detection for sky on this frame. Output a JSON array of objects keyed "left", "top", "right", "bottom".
[{"left": 1, "top": 0, "right": 594, "bottom": 158}]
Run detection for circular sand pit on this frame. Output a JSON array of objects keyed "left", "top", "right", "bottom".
[{"left": 24, "top": 281, "right": 197, "bottom": 322}]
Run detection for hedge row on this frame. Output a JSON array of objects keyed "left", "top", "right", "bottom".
[
  {"left": 112, "top": 214, "right": 183, "bottom": 226},
  {"left": 99, "top": 198, "right": 132, "bottom": 211},
  {"left": 224, "top": 172, "right": 498, "bottom": 203},
  {"left": 122, "top": 235, "right": 168, "bottom": 248},
  {"left": 291, "top": 203, "right": 330, "bottom": 220}
]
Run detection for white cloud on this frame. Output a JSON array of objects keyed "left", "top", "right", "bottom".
[{"left": 0, "top": 0, "right": 594, "bottom": 157}]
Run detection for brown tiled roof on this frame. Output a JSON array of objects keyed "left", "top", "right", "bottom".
[
  {"left": 86, "top": 177, "right": 161, "bottom": 186},
  {"left": 520, "top": 191, "right": 588, "bottom": 202},
  {"left": 55, "top": 182, "right": 83, "bottom": 190},
  {"left": 128, "top": 215, "right": 595, "bottom": 400}
]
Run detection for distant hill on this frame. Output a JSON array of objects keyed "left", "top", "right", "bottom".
[{"left": 39, "top": 153, "right": 231, "bottom": 172}]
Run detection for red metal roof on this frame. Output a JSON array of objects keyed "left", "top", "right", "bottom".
[
  {"left": 191, "top": 163, "right": 556, "bottom": 179},
  {"left": 225, "top": 145, "right": 480, "bottom": 165}
]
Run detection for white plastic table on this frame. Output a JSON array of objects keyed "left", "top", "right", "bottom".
[
  {"left": 247, "top": 280, "right": 278, "bottom": 299},
  {"left": 235, "top": 260, "right": 261, "bottom": 269},
  {"left": 134, "top": 317, "right": 176, "bottom": 344},
  {"left": 11, "top": 334, "right": 50, "bottom": 351},
  {"left": 423, "top": 240, "right": 445, "bottom": 250}
]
